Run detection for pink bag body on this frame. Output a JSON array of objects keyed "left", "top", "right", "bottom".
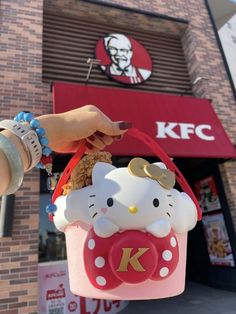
[{"left": 52, "top": 129, "right": 201, "bottom": 300}]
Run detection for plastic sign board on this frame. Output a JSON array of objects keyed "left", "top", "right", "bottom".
[
  {"left": 202, "top": 213, "right": 235, "bottom": 267},
  {"left": 53, "top": 83, "right": 236, "bottom": 158},
  {"left": 95, "top": 33, "right": 152, "bottom": 85},
  {"left": 38, "top": 261, "right": 129, "bottom": 314}
]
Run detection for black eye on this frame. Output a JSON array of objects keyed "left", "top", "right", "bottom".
[
  {"left": 107, "top": 198, "right": 114, "bottom": 207},
  {"left": 153, "top": 198, "right": 159, "bottom": 207}
]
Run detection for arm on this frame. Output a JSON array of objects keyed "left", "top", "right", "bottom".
[
  {"left": 0, "top": 149, "right": 11, "bottom": 195},
  {"left": 37, "top": 105, "right": 131, "bottom": 153},
  {"left": 0, "top": 130, "right": 29, "bottom": 195},
  {"left": 0, "top": 105, "right": 131, "bottom": 196}
]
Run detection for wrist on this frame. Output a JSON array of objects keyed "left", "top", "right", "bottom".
[{"left": 37, "top": 114, "right": 66, "bottom": 149}]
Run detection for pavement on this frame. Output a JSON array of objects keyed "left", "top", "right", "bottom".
[{"left": 120, "top": 281, "right": 236, "bottom": 314}]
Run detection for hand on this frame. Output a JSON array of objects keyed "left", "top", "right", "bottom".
[{"left": 38, "top": 105, "right": 132, "bottom": 153}]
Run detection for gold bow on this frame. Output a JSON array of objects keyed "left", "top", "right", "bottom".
[{"left": 128, "top": 157, "right": 175, "bottom": 190}]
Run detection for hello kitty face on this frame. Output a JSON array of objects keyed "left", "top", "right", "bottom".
[
  {"left": 87, "top": 162, "right": 197, "bottom": 238},
  {"left": 54, "top": 160, "right": 198, "bottom": 239},
  {"left": 88, "top": 163, "right": 170, "bottom": 231}
]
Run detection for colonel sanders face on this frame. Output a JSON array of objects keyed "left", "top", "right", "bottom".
[{"left": 106, "top": 34, "right": 133, "bottom": 70}]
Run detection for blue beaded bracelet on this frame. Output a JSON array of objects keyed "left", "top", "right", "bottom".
[
  {"left": 14, "top": 111, "right": 57, "bottom": 219},
  {"left": 14, "top": 112, "right": 52, "bottom": 173}
]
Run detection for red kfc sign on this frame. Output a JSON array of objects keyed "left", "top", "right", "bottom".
[
  {"left": 156, "top": 122, "right": 215, "bottom": 141},
  {"left": 95, "top": 33, "right": 152, "bottom": 85},
  {"left": 53, "top": 82, "right": 236, "bottom": 158}
]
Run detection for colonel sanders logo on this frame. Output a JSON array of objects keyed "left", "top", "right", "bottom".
[{"left": 95, "top": 33, "right": 152, "bottom": 85}]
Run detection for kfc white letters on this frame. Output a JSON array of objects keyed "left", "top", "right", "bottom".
[{"left": 156, "top": 122, "right": 215, "bottom": 141}]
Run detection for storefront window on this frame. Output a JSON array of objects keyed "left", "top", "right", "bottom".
[
  {"left": 39, "top": 193, "right": 67, "bottom": 262},
  {"left": 194, "top": 175, "right": 236, "bottom": 267},
  {"left": 39, "top": 168, "right": 67, "bottom": 263}
]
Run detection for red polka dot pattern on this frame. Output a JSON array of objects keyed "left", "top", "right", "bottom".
[{"left": 83, "top": 228, "right": 179, "bottom": 290}]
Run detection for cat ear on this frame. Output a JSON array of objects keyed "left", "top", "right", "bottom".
[
  {"left": 152, "top": 162, "right": 167, "bottom": 170},
  {"left": 92, "top": 162, "right": 116, "bottom": 184}
]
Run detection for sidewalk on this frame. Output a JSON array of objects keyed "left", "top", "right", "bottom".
[{"left": 120, "top": 281, "right": 236, "bottom": 314}]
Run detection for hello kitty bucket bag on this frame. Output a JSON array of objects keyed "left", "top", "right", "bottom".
[{"left": 51, "top": 128, "right": 202, "bottom": 300}]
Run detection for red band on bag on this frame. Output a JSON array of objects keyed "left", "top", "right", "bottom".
[{"left": 52, "top": 129, "right": 201, "bottom": 220}]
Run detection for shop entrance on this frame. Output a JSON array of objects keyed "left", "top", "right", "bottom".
[{"left": 175, "top": 157, "right": 236, "bottom": 291}]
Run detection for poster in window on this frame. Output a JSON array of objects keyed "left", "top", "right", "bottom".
[
  {"left": 38, "top": 260, "right": 129, "bottom": 314},
  {"left": 202, "top": 213, "right": 235, "bottom": 267},
  {"left": 194, "top": 176, "right": 221, "bottom": 213}
]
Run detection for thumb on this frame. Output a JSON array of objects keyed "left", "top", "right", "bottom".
[{"left": 97, "top": 119, "right": 132, "bottom": 136}]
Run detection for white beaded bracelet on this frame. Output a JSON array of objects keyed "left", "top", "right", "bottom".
[{"left": 0, "top": 133, "right": 24, "bottom": 195}]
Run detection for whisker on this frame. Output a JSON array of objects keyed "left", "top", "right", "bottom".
[
  {"left": 92, "top": 212, "right": 98, "bottom": 218},
  {"left": 167, "top": 212, "right": 171, "bottom": 217},
  {"left": 89, "top": 195, "right": 96, "bottom": 197},
  {"left": 169, "top": 204, "right": 173, "bottom": 207},
  {"left": 89, "top": 204, "right": 95, "bottom": 208},
  {"left": 167, "top": 195, "right": 172, "bottom": 197}
]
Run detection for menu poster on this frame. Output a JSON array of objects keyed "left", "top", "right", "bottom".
[
  {"left": 38, "top": 261, "right": 129, "bottom": 314},
  {"left": 202, "top": 213, "right": 235, "bottom": 267},
  {"left": 194, "top": 176, "right": 221, "bottom": 213}
]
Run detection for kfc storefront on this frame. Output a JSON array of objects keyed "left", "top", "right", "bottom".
[
  {"left": 39, "top": 5, "right": 236, "bottom": 306},
  {"left": 47, "top": 81, "right": 236, "bottom": 291},
  {"left": 3, "top": 0, "right": 236, "bottom": 313}
]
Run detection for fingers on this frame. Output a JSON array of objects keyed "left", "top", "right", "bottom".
[
  {"left": 85, "top": 143, "right": 100, "bottom": 154},
  {"left": 85, "top": 131, "right": 116, "bottom": 152},
  {"left": 61, "top": 105, "right": 132, "bottom": 140},
  {"left": 85, "top": 131, "right": 124, "bottom": 153},
  {"left": 49, "top": 105, "right": 132, "bottom": 154},
  {"left": 93, "top": 108, "right": 132, "bottom": 136},
  {"left": 98, "top": 119, "right": 132, "bottom": 137}
]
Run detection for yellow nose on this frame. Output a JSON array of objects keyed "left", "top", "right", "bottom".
[{"left": 129, "top": 205, "right": 138, "bottom": 214}]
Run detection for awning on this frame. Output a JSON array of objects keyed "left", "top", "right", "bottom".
[{"left": 53, "top": 82, "right": 236, "bottom": 158}]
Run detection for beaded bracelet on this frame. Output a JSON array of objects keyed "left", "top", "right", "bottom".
[
  {"left": 14, "top": 111, "right": 57, "bottom": 219},
  {"left": 14, "top": 112, "right": 53, "bottom": 175}
]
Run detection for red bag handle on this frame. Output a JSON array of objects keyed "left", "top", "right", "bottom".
[{"left": 52, "top": 128, "right": 202, "bottom": 220}]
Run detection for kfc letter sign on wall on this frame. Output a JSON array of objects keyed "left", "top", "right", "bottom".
[
  {"left": 95, "top": 33, "right": 152, "bottom": 85},
  {"left": 156, "top": 122, "right": 215, "bottom": 141}
]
